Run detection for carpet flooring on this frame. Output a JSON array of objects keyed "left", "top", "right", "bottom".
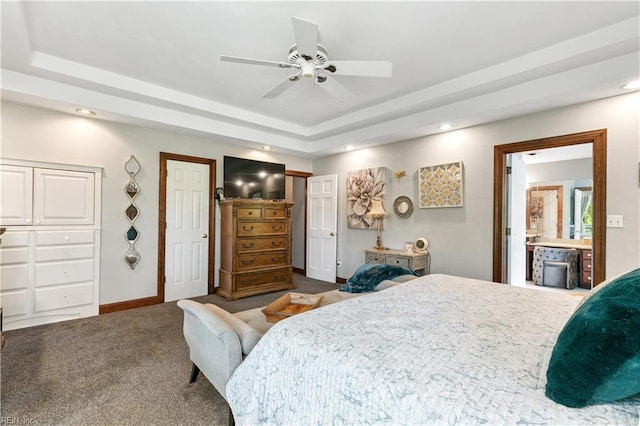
[{"left": 0, "top": 273, "right": 339, "bottom": 425}]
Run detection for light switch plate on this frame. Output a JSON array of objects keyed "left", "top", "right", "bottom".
[{"left": 606, "top": 215, "right": 624, "bottom": 228}]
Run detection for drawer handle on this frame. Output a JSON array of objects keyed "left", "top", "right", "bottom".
[
  {"left": 272, "top": 241, "right": 283, "bottom": 247},
  {"left": 241, "top": 259, "right": 254, "bottom": 265},
  {"left": 272, "top": 225, "right": 282, "bottom": 231},
  {"left": 242, "top": 226, "right": 254, "bottom": 232},
  {"left": 242, "top": 243, "right": 255, "bottom": 249},
  {"left": 272, "top": 211, "right": 278, "bottom": 215},
  {"left": 248, "top": 211, "right": 253, "bottom": 215},
  {"left": 241, "top": 277, "right": 255, "bottom": 285},
  {"left": 273, "top": 274, "right": 284, "bottom": 280},
  {"left": 271, "top": 257, "right": 282, "bottom": 263}
]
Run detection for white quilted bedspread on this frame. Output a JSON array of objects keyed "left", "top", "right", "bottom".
[{"left": 227, "top": 274, "right": 640, "bottom": 425}]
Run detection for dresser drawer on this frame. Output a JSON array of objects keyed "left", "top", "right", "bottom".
[
  {"left": 36, "top": 230, "right": 95, "bottom": 246},
  {"left": 237, "top": 221, "right": 287, "bottom": 237},
  {"left": 237, "top": 237, "right": 286, "bottom": 252},
  {"left": 235, "top": 268, "right": 292, "bottom": 290},
  {"left": 36, "top": 245, "right": 94, "bottom": 262},
  {"left": 1, "top": 290, "right": 28, "bottom": 317},
  {"left": 0, "top": 247, "right": 29, "bottom": 265},
  {"left": 365, "top": 253, "right": 385, "bottom": 264},
  {"left": 582, "top": 260, "right": 592, "bottom": 272},
  {"left": 238, "top": 251, "right": 288, "bottom": 270},
  {"left": 582, "top": 249, "right": 592, "bottom": 261},
  {"left": 0, "top": 231, "right": 29, "bottom": 247},
  {"left": 238, "top": 208, "right": 262, "bottom": 219},
  {"left": 582, "top": 271, "right": 592, "bottom": 286},
  {"left": 33, "top": 282, "right": 94, "bottom": 312},
  {"left": 385, "top": 255, "right": 410, "bottom": 269},
  {"left": 35, "top": 259, "right": 94, "bottom": 287},
  {"left": 264, "top": 208, "right": 286, "bottom": 219},
  {"left": 0, "top": 264, "right": 28, "bottom": 290}
]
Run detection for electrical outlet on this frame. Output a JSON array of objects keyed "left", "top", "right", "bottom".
[
  {"left": 606, "top": 215, "right": 624, "bottom": 228},
  {"left": 336, "top": 259, "right": 342, "bottom": 267}
]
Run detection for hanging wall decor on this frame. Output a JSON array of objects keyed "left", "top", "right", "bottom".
[
  {"left": 418, "top": 161, "right": 464, "bottom": 208},
  {"left": 124, "top": 155, "right": 141, "bottom": 269},
  {"left": 346, "top": 167, "right": 386, "bottom": 229}
]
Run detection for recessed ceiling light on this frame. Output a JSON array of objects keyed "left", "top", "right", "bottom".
[
  {"left": 345, "top": 145, "right": 354, "bottom": 151},
  {"left": 621, "top": 80, "right": 640, "bottom": 90},
  {"left": 263, "top": 145, "right": 272, "bottom": 150},
  {"left": 438, "top": 123, "right": 453, "bottom": 131},
  {"left": 75, "top": 108, "right": 96, "bottom": 116}
]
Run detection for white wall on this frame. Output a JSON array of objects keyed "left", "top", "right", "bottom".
[
  {"left": 1, "top": 101, "right": 312, "bottom": 305},
  {"left": 526, "top": 158, "right": 592, "bottom": 183},
  {"left": 312, "top": 92, "right": 640, "bottom": 281}
]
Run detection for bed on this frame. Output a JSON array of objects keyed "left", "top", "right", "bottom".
[{"left": 226, "top": 273, "right": 640, "bottom": 425}]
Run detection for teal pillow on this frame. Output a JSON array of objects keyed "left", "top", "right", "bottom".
[{"left": 546, "top": 267, "right": 640, "bottom": 407}]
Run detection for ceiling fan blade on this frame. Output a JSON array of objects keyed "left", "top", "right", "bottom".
[
  {"left": 263, "top": 72, "right": 302, "bottom": 98},
  {"left": 221, "top": 55, "right": 295, "bottom": 69},
  {"left": 292, "top": 17, "right": 318, "bottom": 59},
  {"left": 317, "top": 76, "right": 350, "bottom": 98},
  {"left": 325, "top": 60, "right": 392, "bottom": 77}
]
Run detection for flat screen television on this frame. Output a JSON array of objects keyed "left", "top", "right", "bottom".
[{"left": 223, "top": 156, "right": 286, "bottom": 200}]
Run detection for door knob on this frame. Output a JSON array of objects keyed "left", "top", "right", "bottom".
[
  {"left": 330, "top": 232, "right": 336, "bottom": 236},
  {"left": 202, "top": 233, "right": 208, "bottom": 239}
]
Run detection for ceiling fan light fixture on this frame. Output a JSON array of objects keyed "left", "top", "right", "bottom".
[
  {"left": 301, "top": 63, "right": 315, "bottom": 78},
  {"left": 438, "top": 123, "right": 453, "bottom": 131}
]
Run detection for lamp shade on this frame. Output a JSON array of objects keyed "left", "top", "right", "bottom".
[{"left": 366, "top": 199, "right": 388, "bottom": 218}]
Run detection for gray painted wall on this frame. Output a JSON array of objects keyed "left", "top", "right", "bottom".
[
  {"left": 1, "top": 101, "right": 312, "bottom": 304},
  {"left": 312, "top": 93, "right": 640, "bottom": 281},
  {"left": 2, "top": 92, "right": 638, "bottom": 306}
]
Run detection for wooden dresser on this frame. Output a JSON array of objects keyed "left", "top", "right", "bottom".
[
  {"left": 218, "top": 199, "right": 295, "bottom": 300},
  {"left": 581, "top": 249, "right": 593, "bottom": 289}
]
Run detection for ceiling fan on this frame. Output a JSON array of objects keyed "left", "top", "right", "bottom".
[{"left": 220, "top": 17, "right": 392, "bottom": 98}]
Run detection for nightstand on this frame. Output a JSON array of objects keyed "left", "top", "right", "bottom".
[{"left": 365, "top": 248, "right": 430, "bottom": 276}]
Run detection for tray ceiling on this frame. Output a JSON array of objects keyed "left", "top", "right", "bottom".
[{"left": 2, "top": 1, "right": 638, "bottom": 157}]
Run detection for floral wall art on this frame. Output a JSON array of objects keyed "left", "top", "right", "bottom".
[
  {"left": 346, "top": 167, "right": 386, "bottom": 229},
  {"left": 419, "top": 161, "right": 464, "bottom": 208}
]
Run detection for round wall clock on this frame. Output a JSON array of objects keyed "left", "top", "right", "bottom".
[
  {"left": 393, "top": 196, "right": 414, "bottom": 219},
  {"left": 413, "top": 237, "right": 429, "bottom": 253}
]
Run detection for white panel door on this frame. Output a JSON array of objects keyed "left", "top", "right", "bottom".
[
  {"left": 306, "top": 174, "right": 337, "bottom": 282},
  {"left": 33, "top": 168, "right": 94, "bottom": 225},
  {"left": 507, "top": 153, "right": 527, "bottom": 286},
  {"left": 165, "top": 160, "right": 209, "bottom": 302},
  {"left": 0, "top": 165, "right": 33, "bottom": 226}
]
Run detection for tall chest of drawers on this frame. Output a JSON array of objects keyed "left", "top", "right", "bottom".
[{"left": 218, "top": 199, "right": 295, "bottom": 300}]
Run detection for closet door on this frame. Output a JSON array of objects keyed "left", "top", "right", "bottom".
[
  {"left": 33, "top": 168, "right": 95, "bottom": 226},
  {"left": 0, "top": 165, "right": 33, "bottom": 226}
]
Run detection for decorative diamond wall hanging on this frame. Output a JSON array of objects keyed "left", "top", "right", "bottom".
[
  {"left": 418, "top": 161, "right": 463, "bottom": 208},
  {"left": 124, "top": 155, "right": 141, "bottom": 269}
]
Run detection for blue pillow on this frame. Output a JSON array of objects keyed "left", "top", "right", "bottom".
[
  {"left": 340, "top": 264, "right": 415, "bottom": 293},
  {"left": 545, "top": 267, "right": 640, "bottom": 407}
]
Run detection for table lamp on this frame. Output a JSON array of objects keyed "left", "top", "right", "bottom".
[{"left": 366, "top": 199, "right": 388, "bottom": 249}]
